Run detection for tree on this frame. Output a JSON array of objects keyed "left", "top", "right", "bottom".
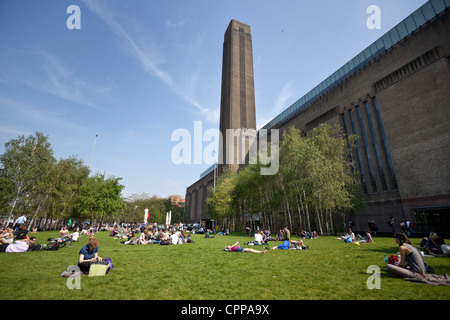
[
  {"left": 74, "top": 173, "right": 125, "bottom": 225},
  {"left": 0, "top": 132, "right": 56, "bottom": 226},
  {"left": 207, "top": 168, "right": 236, "bottom": 230},
  {"left": 207, "top": 123, "right": 363, "bottom": 235}
]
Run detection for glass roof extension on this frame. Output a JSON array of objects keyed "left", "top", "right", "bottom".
[{"left": 261, "top": 0, "right": 450, "bottom": 130}]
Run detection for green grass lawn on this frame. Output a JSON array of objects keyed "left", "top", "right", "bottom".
[{"left": 1, "top": 230, "right": 449, "bottom": 300}]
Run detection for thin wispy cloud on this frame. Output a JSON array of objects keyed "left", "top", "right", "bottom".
[
  {"left": 0, "top": 97, "right": 89, "bottom": 132},
  {"left": 82, "top": 0, "right": 218, "bottom": 123},
  {"left": 256, "top": 80, "right": 295, "bottom": 130},
  {"left": 274, "top": 80, "right": 295, "bottom": 112},
  {"left": 82, "top": 0, "right": 172, "bottom": 86},
  {"left": 0, "top": 125, "right": 29, "bottom": 137},
  {"left": 166, "top": 18, "right": 189, "bottom": 28},
  {"left": 8, "top": 51, "right": 109, "bottom": 111}
]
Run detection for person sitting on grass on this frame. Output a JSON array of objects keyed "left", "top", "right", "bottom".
[
  {"left": 385, "top": 232, "right": 426, "bottom": 279},
  {"left": 138, "top": 229, "right": 151, "bottom": 244},
  {"left": 419, "top": 232, "right": 445, "bottom": 255},
  {"left": 356, "top": 230, "right": 374, "bottom": 243},
  {"left": 186, "top": 234, "right": 194, "bottom": 243},
  {"left": 78, "top": 236, "right": 102, "bottom": 274},
  {"left": 254, "top": 230, "right": 263, "bottom": 245},
  {"left": 14, "top": 224, "right": 28, "bottom": 241},
  {"left": 224, "top": 241, "right": 267, "bottom": 254},
  {"left": 0, "top": 227, "right": 14, "bottom": 245}
]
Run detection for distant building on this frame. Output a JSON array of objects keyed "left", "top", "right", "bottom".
[
  {"left": 125, "top": 193, "right": 184, "bottom": 207},
  {"left": 170, "top": 195, "right": 185, "bottom": 207}
]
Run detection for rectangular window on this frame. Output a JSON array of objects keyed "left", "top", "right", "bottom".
[
  {"left": 372, "top": 97, "right": 398, "bottom": 190},
  {"left": 349, "top": 109, "right": 368, "bottom": 194},
  {"left": 364, "top": 101, "right": 388, "bottom": 191},
  {"left": 341, "top": 113, "right": 355, "bottom": 172},
  {"left": 356, "top": 105, "right": 378, "bottom": 193}
]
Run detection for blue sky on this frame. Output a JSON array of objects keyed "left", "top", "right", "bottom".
[{"left": 0, "top": 0, "right": 427, "bottom": 199}]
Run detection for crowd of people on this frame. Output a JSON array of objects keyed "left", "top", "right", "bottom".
[
  {"left": 1, "top": 214, "right": 449, "bottom": 285},
  {"left": 111, "top": 222, "right": 197, "bottom": 246}
]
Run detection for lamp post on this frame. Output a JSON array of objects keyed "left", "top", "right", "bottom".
[{"left": 88, "top": 134, "right": 99, "bottom": 169}]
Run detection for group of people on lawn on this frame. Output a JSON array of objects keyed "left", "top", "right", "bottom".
[
  {"left": 226, "top": 226, "right": 310, "bottom": 253},
  {"left": 2, "top": 216, "right": 449, "bottom": 284},
  {"left": 111, "top": 224, "right": 194, "bottom": 245},
  {"left": 335, "top": 228, "right": 375, "bottom": 244}
]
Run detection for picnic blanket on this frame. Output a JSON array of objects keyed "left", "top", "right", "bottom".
[{"left": 404, "top": 273, "right": 450, "bottom": 286}]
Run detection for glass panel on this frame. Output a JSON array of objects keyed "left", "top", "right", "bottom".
[
  {"left": 366, "top": 44, "right": 374, "bottom": 56},
  {"left": 338, "top": 67, "right": 344, "bottom": 79},
  {"left": 329, "top": 73, "right": 335, "bottom": 85},
  {"left": 343, "top": 63, "right": 349, "bottom": 75},
  {"left": 348, "top": 59, "right": 355, "bottom": 73},
  {"left": 318, "top": 82, "right": 324, "bottom": 94},
  {"left": 413, "top": 9, "right": 426, "bottom": 27},
  {"left": 353, "top": 55, "right": 360, "bottom": 70},
  {"left": 421, "top": 2, "right": 436, "bottom": 20},
  {"left": 305, "top": 92, "right": 311, "bottom": 103},
  {"left": 396, "top": 21, "right": 408, "bottom": 38},
  {"left": 375, "top": 38, "right": 385, "bottom": 52},
  {"left": 369, "top": 43, "right": 378, "bottom": 57},
  {"left": 431, "top": 0, "right": 446, "bottom": 13},
  {"left": 382, "top": 33, "right": 393, "bottom": 49},
  {"left": 389, "top": 27, "right": 400, "bottom": 44},
  {"left": 365, "top": 47, "right": 372, "bottom": 60},
  {"left": 404, "top": 15, "right": 417, "bottom": 34},
  {"left": 445, "top": 0, "right": 450, "bottom": 8}
]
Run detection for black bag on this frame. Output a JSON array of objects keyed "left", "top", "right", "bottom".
[{"left": 48, "top": 242, "right": 60, "bottom": 251}]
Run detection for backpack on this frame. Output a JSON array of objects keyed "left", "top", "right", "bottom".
[
  {"left": 388, "top": 255, "right": 399, "bottom": 265},
  {"left": 48, "top": 242, "right": 60, "bottom": 251}
]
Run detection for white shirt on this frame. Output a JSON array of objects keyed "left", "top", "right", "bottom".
[
  {"left": 6, "top": 241, "right": 29, "bottom": 253},
  {"left": 254, "top": 233, "right": 263, "bottom": 243},
  {"left": 15, "top": 216, "right": 26, "bottom": 224},
  {"left": 170, "top": 233, "right": 179, "bottom": 245},
  {"left": 71, "top": 232, "right": 80, "bottom": 241}
]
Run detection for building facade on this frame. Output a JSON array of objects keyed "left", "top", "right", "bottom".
[{"left": 186, "top": 1, "right": 450, "bottom": 233}]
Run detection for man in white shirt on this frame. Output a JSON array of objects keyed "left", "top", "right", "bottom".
[
  {"left": 13, "top": 215, "right": 27, "bottom": 231},
  {"left": 0, "top": 237, "right": 36, "bottom": 253}
]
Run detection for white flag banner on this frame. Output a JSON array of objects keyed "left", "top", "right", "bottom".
[{"left": 144, "top": 208, "right": 149, "bottom": 224}]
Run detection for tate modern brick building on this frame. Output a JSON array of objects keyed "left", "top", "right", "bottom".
[{"left": 185, "top": 0, "right": 450, "bottom": 233}]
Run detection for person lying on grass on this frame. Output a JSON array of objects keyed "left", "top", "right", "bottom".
[
  {"left": 271, "top": 239, "right": 309, "bottom": 250},
  {"left": 0, "top": 237, "right": 36, "bottom": 253},
  {"left": 224, "top": 241, "right": 267, "bottom": 254}
]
